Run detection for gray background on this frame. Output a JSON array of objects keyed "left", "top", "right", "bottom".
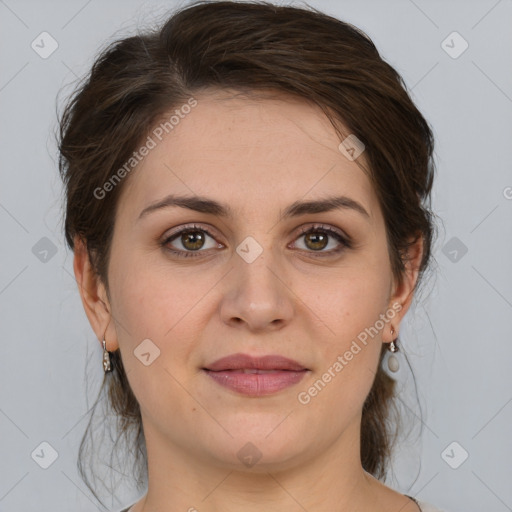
[{"left": 1, "top": 0, "right": 511, "bottom": 511}]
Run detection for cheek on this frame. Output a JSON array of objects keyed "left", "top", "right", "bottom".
[
  {"left": 108, "top": 259, "right": 203, "bottom": 419},
  {"left": 307, "top": 265, "right": 391, "bottom": 342},
  {"left": 299, "top": 265, "right": 390, "bottom": 401},
  {"left": 109, "top": 249, "right": 199, "bottom": 335},
  {"left": 109, "top": 253, "right": 216, "bottom": 378}
]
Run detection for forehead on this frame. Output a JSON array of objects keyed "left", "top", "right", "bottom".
[{"left": 118, "top": 89, "right": 379, "bottom": 223}]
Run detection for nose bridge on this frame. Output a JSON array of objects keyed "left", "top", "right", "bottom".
[
  {"left": 235, "top": 232, "right": 283, "bottom": 302},
  {"left": 221, "top": 232, "right": 294, "bottom": 329}
]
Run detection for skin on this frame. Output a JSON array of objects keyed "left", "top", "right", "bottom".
[{"left": 74, "top": 88, "right": 423, "bottom": 512}]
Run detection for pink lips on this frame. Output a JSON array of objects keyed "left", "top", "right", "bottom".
[{"left": 202, "top": 353, "right": 309, "bottom": 396}]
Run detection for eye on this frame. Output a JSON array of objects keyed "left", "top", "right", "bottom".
[
  {"left": 162, "top": 224, "right": 222, "bottom": 258},
  {"left": 291, "top": 224, "right": 351, "bottom": 256}
]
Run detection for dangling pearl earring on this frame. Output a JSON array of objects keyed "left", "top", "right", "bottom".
[
  {"left": 386, "top": 326, "right": 400, "bottom": 373},
  {"left": 102, "top": 335, "right": 113, "bottom": 373}
]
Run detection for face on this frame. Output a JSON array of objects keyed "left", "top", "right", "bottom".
[{"left": 88, "top": 89, "right": 415, "bottom": 472}]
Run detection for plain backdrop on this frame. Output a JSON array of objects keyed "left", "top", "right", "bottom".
[{"left": 0, "top": 0, "right": 511, "bottom": 511}]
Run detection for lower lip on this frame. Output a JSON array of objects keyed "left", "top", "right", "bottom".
[{"left": 203, "top": 369, "right": 308, "bottom": 396}]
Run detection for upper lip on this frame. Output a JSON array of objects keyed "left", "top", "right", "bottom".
[{"left": 203, "top": 353, "right": 308, "bottom": 371}]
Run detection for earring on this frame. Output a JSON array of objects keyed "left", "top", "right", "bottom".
[
  {"left": 102, "top": 338, "right": 113, "bottom": 373},
  {"left": 386, "top": 326, "right": 400, "bottom": 373}
]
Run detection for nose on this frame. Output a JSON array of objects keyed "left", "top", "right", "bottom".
[{"left": 219, "top": 246, "right": 294, "bottom": 332}]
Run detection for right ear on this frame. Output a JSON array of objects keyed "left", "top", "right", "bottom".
[{"left": 73, "top": 235, "right": 118, "bottom": 351}]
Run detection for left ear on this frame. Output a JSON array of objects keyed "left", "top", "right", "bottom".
[{"left": 384, "top": 234, "right": 424, "bottom": 342}]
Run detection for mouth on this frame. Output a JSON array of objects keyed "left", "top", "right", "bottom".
[{"left": 202, "top": 353, "right": 309, "bottom": 396}]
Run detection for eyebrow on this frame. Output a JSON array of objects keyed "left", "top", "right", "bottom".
[{"left": 137, "top": 194, "right": 370, "bottom": 221}]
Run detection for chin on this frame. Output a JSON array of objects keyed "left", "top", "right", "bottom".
[{"left": 204, "top": 423, "right": 307, "bottom": 471}]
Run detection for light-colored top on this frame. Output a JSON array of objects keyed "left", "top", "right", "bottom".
[{"left": 416, "top": 501, "right": 445, "bottom": 512}]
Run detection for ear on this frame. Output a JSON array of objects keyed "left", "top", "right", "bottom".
[
  {"left": 73, "top": 235, "right": 119, "bottom": 351},
  {"left": 384, "top": 234, "right": 424, "bottom": 342}
]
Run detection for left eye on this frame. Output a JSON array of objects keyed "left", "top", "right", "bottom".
[
  {"left": 292, "top": 225, "right": 349, "bottom": 254},
  {"left": 162, "top": 224, "right": 350, "bottom": 258}
]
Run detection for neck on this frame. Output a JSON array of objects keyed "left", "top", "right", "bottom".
[{"left": 136, "top": 415, "right": 382, "bottom": 512}]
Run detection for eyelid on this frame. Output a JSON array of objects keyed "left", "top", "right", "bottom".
[
  {"left": 293, "top": 223, "right": 350, "bottom": 244},
  {"left": 162, "top": 222, "right": 222, "bottom": 242}
]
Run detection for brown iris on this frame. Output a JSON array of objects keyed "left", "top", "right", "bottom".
[
  {"left": 304, "top": 231, "right": 328, "bottom": 251},
  {"left": 180, "top": 230, "right": 206, "bottom": 251}
]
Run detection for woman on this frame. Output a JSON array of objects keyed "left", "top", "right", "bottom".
[{"left": 57, "top": 1, "right": 443, "bottom": 511}]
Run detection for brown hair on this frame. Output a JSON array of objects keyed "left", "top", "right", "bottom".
[{"left": 57, "top": 0, "right": 436, "bottom": 504}]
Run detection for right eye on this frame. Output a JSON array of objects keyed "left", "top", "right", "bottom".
[{"left": 161, "top": 224, "right": 223, "bottom": 258}]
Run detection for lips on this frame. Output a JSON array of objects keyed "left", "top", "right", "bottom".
[
  {"left": 203, "top": 353, "right": 308, "bottom": 372},
  {"left": 202, "top": 353, "right": 309, "bottom": 396}
]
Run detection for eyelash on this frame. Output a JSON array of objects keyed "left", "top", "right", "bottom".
[{"left": 161, "top": 223, "right": 351, "bottom": 259}]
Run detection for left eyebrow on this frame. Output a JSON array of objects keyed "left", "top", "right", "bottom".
[{"left": 137, "top": 194, "right": 370, "bottom": 221}]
